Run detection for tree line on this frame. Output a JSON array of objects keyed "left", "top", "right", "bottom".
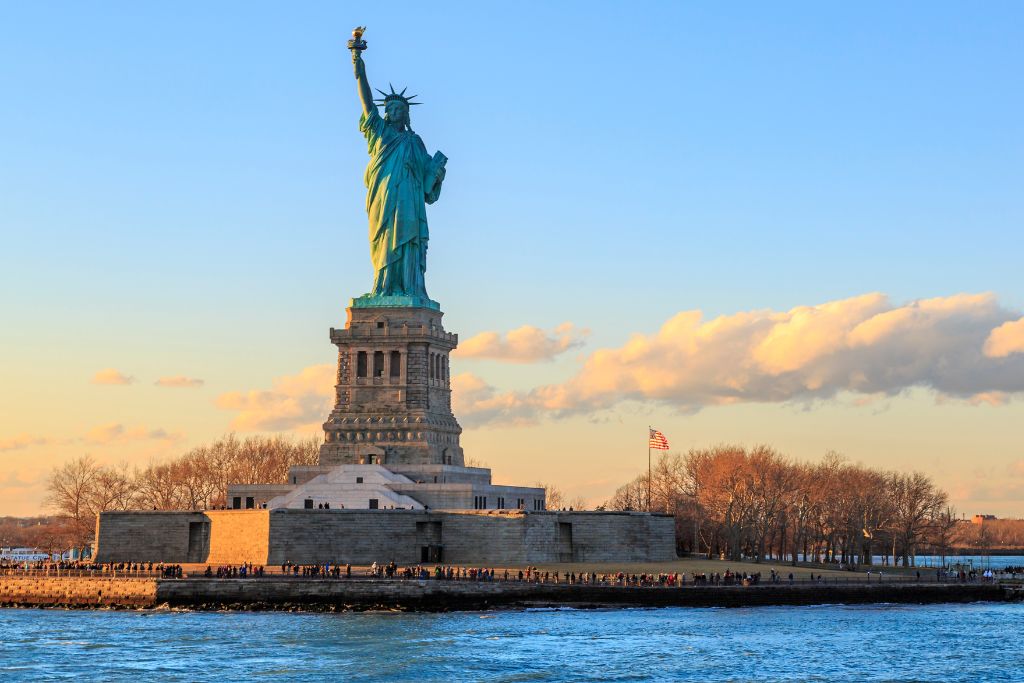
[
  {"left": 40, "top": 434, "right": 1004, "bottom": 566},
  {"left": 0, "top": 516, "right": 70, "bottom": 557},
  {"left": 45, "top": 434, "right": 320, "bottom": 551},
  {"left": 605, "top": 445, "right": 958, "bottom": 567}
]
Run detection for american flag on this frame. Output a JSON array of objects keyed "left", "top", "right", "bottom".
[{"left": 648, "top": 428, "right": 669, "bottom": 450}]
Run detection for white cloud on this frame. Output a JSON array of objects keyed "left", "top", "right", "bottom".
[
  {"left": 984, "top": 317, "right": 1024, "bottom": 358},
  {"left": 216, "top": 364, "right": 334, "bottom": 432},
  {"left": 456, "top": 323, "right": 587, "bottom": 363},
  {"left": 91, "top": 368, "right": 135, "bottom": 385},
  {"left": 454, "top": 292, "right": 1024, "bottom": 426},
  {"left": 155, "top": 376, "right": 205, "bottom": 388}
]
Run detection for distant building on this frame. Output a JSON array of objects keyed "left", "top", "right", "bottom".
[{"left": 0, "top": 547, "right": 50, "bottom": 562}]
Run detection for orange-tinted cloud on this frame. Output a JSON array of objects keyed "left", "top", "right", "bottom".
[
  {"left": 91, "top": 368, "right": 135, "bottom": 385},
  {"left": 456, "top": 323, "right": 587, "bottom": 363},
  {"left": 953, "top": 466, "right": 1024, "bottom": 507},
  {"left": 216, "top": 364, "right": 334, "bottom": 432},
  {"left": 0, "top": 433, "right": 50, "bottom": 452},
  {"left": 984, "top": 317, "right": 1024, "bottom": 358},
  {"left": 155, "top": 376, "right": 205, "bottom": 388},
  {"left": 456, "top": 292, "right": 1024, "bottom": 425},
  {"left": 83, "top": 423, "right": 179, "bottom": 444},
  {"left": 451, "top": 372, "right": 540, "bottom": 428},
  {"left": 0, "top": 470, "right": 41, "bottom": 490},
  {"left": 215, "top": 294, "right": 1024, "bottom": 431}
]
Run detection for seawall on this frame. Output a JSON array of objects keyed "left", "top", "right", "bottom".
[
  {"left": 0, "top": 576, "right": 157, "bottom": 608},
  {"left": 0, "top": 577, "right": 1014, "bottom": 611}
]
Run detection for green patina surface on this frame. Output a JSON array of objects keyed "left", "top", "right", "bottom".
[
  {"left": 350, "top": 37, "right": 446, "bottom": 301},
  {"left": 350, "top": 293, "right": 440, "bottom": 310}
]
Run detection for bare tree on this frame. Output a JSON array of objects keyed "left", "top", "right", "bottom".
[
  {"left": 930, "top": 505, "right": 959, "bottom": 564},
  {"left": 888, "top": 471, "right": 947, "bottom": 567},
  {"left": 535, "top": 482, "right": 568, "bottom": 510},
  {"left": 605, "top": 443, "right": 954, "bottom": 568},
  {"left": 500, "top": 480, "right": 586, "bottom": 510},
  {"left": 136, "top": 462, "right": 184, "bottom": 510},
  {"left": 131, "top": 433, "right": 323, "bottom": 509},
  {"left": 89, "top": 463, "right": 138, "bottom": 514},
  {"left": 605, "top": 477, "right": 647, "bottom": 512},
  {"left": 45, "top": 455, "right": 101, "bottom": 553}
]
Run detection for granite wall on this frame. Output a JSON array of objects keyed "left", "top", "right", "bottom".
[
  {"left": 0, "top": 576, "right": 157, "bottom": 608},
  {"left": 95, "top": 509, "right": 677, "bottom": 565},
  {"left": 94, "top": 511, "right": 207, "bottom": 563}
]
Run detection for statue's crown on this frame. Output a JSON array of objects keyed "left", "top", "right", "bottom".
[{"left": 374, "top": 83, "right": 421, "bottom": 108}]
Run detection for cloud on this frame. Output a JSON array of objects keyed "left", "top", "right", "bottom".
[
  {"left": 964, "top": 392, "right": 1010, "bottom": 407},
  {"left": 155, "top": 376, "right": 205, "bottom": 388},
  {"left": 984, "top": 317, "right": 1024, "bottom": 358},
  {"left": 456, "top": 323, "right": 587, "bottom": 363},
  {"left": 216, "top": 364, "right": 334, "bottom": 432},
  {"left": 91, "top": 368, "right": 135, "bottom": 385},
  {"left": 453, "top": 292, "right": 1024, "bottom": 426},
  {"left": 84, "top": 423, "right": 179, "bottom": 444},
  {"left": 953, "top": 466, "right": 1024, "bottom": 506},
  {"left": 451, "top": 373, "right": 541, "bottom": 428},
  {"left": 0, "top": 470, "right": 42, "bottom": 490},
  {"left": 214, "top": 293, "right": 1024, "bottom": 431},
  {"left": 0, "top": 433, "right": 50, "bottom": 452},
  {"left": 0, "top": 425, "right": 176, "bottom": 455}
]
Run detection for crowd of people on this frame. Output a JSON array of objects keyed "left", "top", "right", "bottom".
[
  {"left": 203, "top": 564, "right": 263, "bottom": 578},
  {"left": 188, "top": 562, "right": 833, "bottom": 588},
  {"left": 0, "top": 559, "right": 184, "bottom": 577},
  {"left": 5, "top": 557, "right": 1021, "bottom": 586}
]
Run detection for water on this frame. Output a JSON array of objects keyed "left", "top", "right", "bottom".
[
  {"left": 2, "top": 603, "right": 1022, "bottom": 681},
  {"left": 871, "top": 555, "right": 1024, "bottom": 570},
  {"left": 786, "top": 554, "right": 1024, "bottom": 569}
]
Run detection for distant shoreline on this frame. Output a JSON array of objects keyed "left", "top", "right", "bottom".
[
  {"left": 931, "top": 550, "right": 1024, "bottom": 557},
  {"left": 1, "top": 576, "right": 1018, "bottom": 612}
]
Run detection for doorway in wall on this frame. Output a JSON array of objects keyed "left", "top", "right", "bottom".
[
  {"left": 186, "top": 521, "right": 210, "bottom": 563},
  {"left": 558, "top": 522, "right": 574, "bottom": 562},
  {"left": 420, "top": 545, "right": 443, "bottom": 562}
]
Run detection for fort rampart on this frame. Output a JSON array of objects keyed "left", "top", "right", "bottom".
[{"left": 95, "top": 509, "right": 678, "bottom": 565}]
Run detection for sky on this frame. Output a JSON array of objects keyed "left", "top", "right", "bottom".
[{"left": 1, "top": 2, "right": 1023, "bottom": 517}]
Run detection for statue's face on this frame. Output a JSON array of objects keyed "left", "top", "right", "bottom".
[{"left": 384, "top": 100, "right": 409, "bottom": 127}]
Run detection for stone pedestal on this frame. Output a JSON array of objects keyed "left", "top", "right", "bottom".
[{"left": 319, "top": 304, "right": 464, "bottom": 467}]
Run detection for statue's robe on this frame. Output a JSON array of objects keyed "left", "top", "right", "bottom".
[{"left": 359, "top": 107, "right": 443, "bottom": 298}]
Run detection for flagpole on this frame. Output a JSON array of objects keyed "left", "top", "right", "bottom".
[{"left": 647, "top": 425, "right": 652, "bottom": 513}]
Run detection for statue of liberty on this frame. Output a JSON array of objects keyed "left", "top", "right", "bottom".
[{"left": 349, "top": 28, "right": 446, "bottom": 304}]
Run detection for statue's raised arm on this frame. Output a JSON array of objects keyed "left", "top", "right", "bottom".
[{"left": 352, "top": 50, "right": 374, "bottom": 117}]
